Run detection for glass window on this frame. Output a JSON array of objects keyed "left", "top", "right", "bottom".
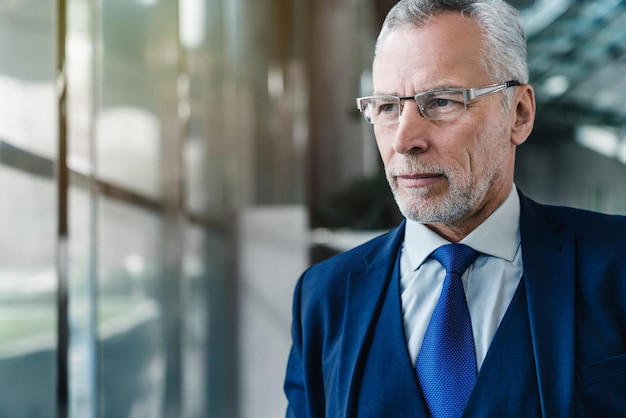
[
  {"left": 97, "top": 198, "right": 166, "bottom": 417},
  {"left": 0, "top": 1, "right": 58, "bottom": 416}
]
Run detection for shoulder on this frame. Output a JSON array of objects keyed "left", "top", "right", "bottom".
[
  {"left": 520, "top": 191, "right": 626, "bottom": 238},
  {"left": 300, "top": 227, "right": 400, "bottom": 291},
  {"left": 293, "top": 224, "right": 404, "bottom": 314},
  {"left": 529, "top": 199, "right": 626, "bottom": 237},
  {"left": 520, "top": 194, "right": 626, "bottom": 269}
]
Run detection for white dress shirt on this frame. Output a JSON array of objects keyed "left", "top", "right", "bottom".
[{"left": 400, "top": 186, "right": 523, "bottom": 370}]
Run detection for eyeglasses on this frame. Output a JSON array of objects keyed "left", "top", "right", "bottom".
[{"left": 356, "top": 80, "right": 521, "bottom": 125}]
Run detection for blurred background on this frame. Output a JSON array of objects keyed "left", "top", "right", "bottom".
[{"left": 1, "top": 0, "right": 626, "bottom": 417}]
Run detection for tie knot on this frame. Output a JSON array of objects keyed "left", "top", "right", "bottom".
[{"left": 431, "top": 243, "right": 479, "bottom": 276}]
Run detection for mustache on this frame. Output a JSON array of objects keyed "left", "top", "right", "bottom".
[{"left": 385, "top": 157, "right": 448, "bottom": 178}]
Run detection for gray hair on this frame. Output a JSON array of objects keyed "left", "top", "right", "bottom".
[{"left": 375, "top": 0, "right": 528, "bottom": 105}]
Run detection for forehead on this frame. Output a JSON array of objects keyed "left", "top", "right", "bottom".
[{"left": 373, "top": 12, "right": 488, "bottom": 93}]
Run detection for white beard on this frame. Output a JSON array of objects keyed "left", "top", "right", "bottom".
[{"left": 386, "top": 119, "right": 510, "bottom": 225}]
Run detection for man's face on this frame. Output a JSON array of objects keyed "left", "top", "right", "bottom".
[{"left": 373, "top": 12, "right": 521, "bottom": 237}]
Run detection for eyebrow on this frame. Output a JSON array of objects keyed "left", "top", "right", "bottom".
[{"left": 372, "top": 84, "right": 465, "bottom": 97}]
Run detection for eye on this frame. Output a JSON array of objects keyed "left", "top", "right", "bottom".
[
  {"left": 419, "top": 91, "right": 465, "bottom": 116},
  {"left": 422, "top": 95, "right": 463, "bottom": 110},
  {"left": 377, "top": 101, "right": 399, "bottom": 114},
  {"left": 433, "top": 98, "right": 453, "bottom": 108}
]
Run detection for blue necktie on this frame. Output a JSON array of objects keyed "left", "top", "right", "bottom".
[{"left": 416, "top": 243, "right": 479, "bottom": 418}]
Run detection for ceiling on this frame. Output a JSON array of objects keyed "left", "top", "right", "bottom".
[{"left": 514, "top": 0, "right": 626, "bottom": 127}]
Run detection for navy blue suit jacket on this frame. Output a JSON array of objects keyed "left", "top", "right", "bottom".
[{"left": 284, "top": 191, "right": 626, "bottom": 417}]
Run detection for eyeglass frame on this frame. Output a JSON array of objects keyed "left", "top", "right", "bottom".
[{"left": 356, "top": 80, "right": 521, "bottom": 125}]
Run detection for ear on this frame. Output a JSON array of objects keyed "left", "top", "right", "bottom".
[{"left": 510, "top": 84, "right": 536, "bottom": 146}]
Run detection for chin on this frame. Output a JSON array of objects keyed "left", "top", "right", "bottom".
[{"left": 394, "top": 191, "right": 469, "bottom": 225}]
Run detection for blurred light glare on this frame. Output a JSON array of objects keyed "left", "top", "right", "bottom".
[
  {"left": 124, "top": 254, "right": 146, "bottom": 276},
  {"left": 576, "top": 125, "right": 620, "bottom": 158},
  {"left": 179, "top": 0, "right": 205, "bottom": 50},
  {"left": 543, "top": 74, "right": 570, "bottom": 98},
  {"left": 0, "top": 269, "right": 56, "bottom": 294},
  {"left": 67, "top": 154, "right": 92, "bottom": 175},
  {"left": 521, "top": 0, "right": 573, "bottom": 37},
  {"left": 267, "top": 64, "right": 284, "bottom": 99},
  {"left": 183, "top": 255, "right": 204, "bottom": 277}
]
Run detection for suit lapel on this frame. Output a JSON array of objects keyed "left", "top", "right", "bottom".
[
  {"left": 337, "top": 223, "right": 406, "bottom": 418},
  {"left": 519, "top": 193, "right": 575, "bottom": 418},
  {"left": 335, "top": 192, "right": 578, "bottom": 417}
]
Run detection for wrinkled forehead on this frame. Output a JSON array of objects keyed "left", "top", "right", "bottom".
[{"left": 372, "top": 15, "right": 488, "bottom": 91}]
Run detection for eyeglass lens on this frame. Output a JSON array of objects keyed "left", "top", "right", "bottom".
[{"left": 365, "top": 91, "right": 467, "bottom": 124}]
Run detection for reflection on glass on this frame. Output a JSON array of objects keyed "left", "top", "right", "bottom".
[
  {"left": 95, "top": 0, "right": 176, "bottom": 199},
  {"left": 0, "top": 169, "right": 57, "bottom": 418},
  {"left": 0, "top": 75, "right": 57, "bottom": 158},
  {"left": 96, "top": 107, "right": 161, "bottom": 197},
  {"left": 68, "top": 187, "right": 97, "bottom": 418},
  {"left": 181, "top": 225, "right": 210, "bottom": 417},
  {"left": 0, "top": 0, "right": 58, "bottom": 416},
  {"left": 98, "top": 198, "right": 165, "bottom": 417}
]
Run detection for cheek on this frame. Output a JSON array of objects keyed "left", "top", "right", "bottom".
[
  {"left": 465, "top": 124, "right": 510, "bottom": 175},
  {"left": 463, "top": 139, "right": 491, "bottom": 173}
]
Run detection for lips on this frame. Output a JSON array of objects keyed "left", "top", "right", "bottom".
[{"left": 395, "top": 173, "right": 444, "bottom": 188}]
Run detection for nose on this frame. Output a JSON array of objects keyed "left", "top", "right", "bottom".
[{"left": 391, "top": 100, "right": 430, "bottom": 155}]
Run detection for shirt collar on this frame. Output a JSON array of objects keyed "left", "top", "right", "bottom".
[{"left": 404, "top": 186, "right": 521, "bottom": 271}]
